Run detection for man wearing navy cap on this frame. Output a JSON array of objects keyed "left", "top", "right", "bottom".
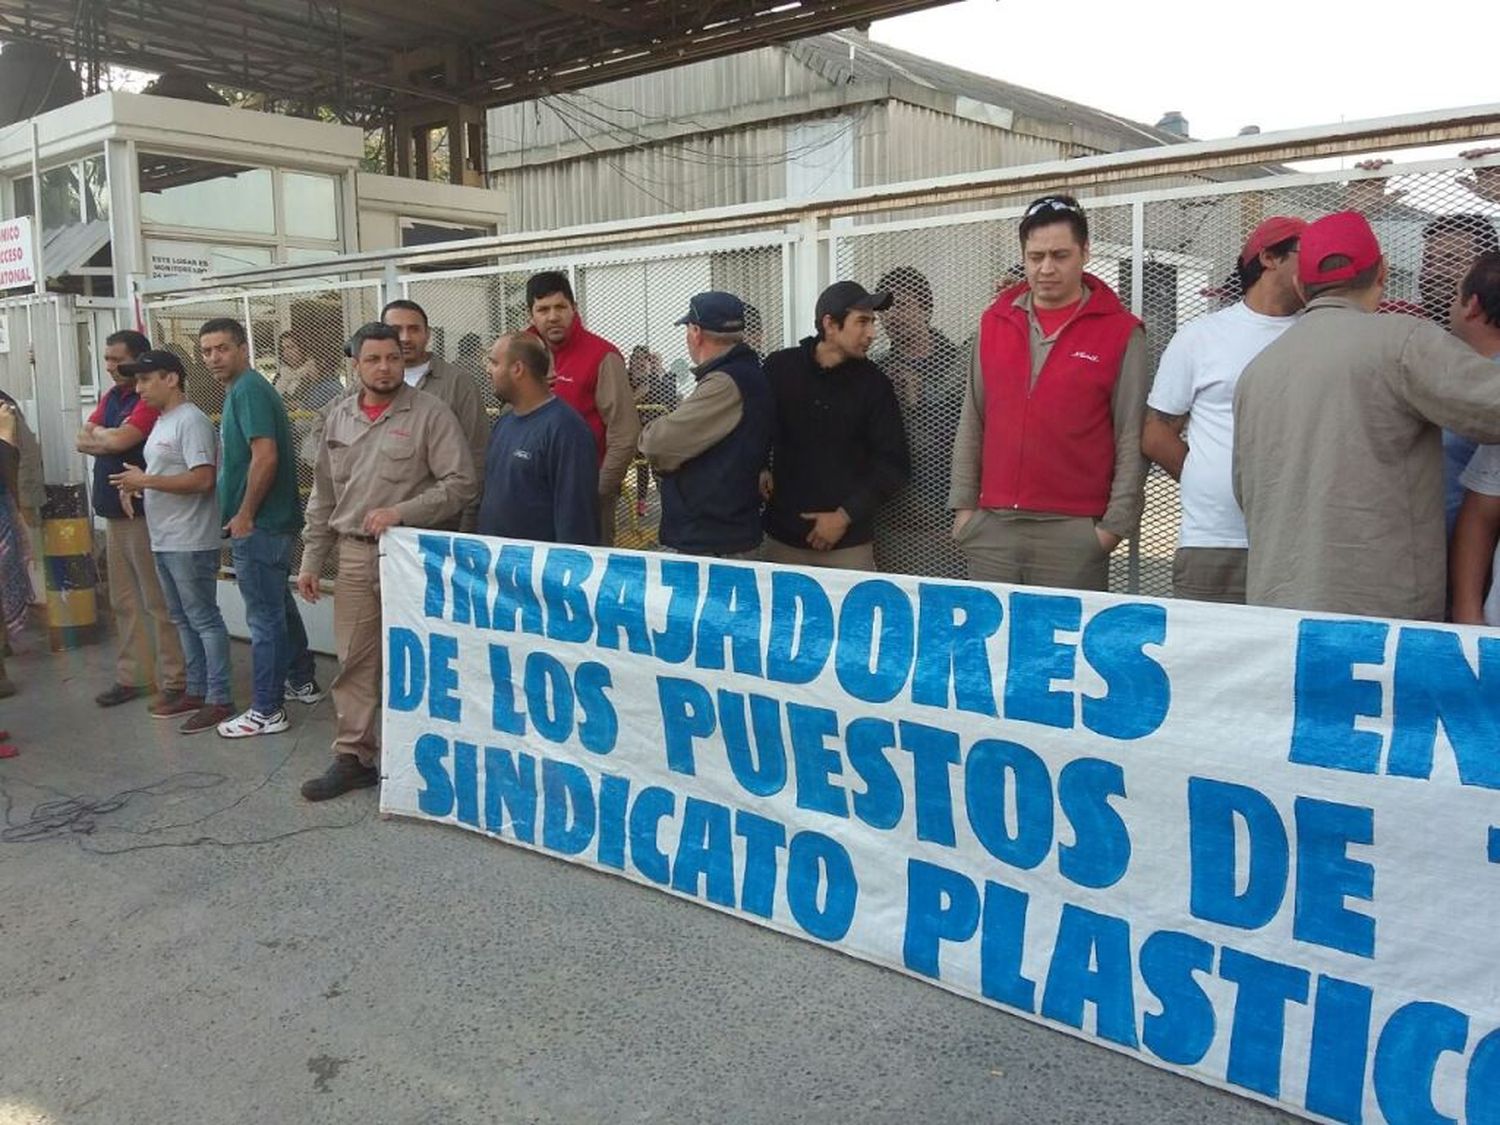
[
  {"left": 640, "top": 291, "right": 773, "bottom": 559},
  {"left": 1234, "top": 210, "right": 1500, "bottom": 620},
  {"left": 760, "top": 280, "right": 910, "bottom": 571}
]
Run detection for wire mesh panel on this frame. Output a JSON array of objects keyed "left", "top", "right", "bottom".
[
  {"left": 146, "top": 281, "right": 382, "bottom": 579},
  {"left": 834, "top": 202, "right": 1147, "bottom": 589},
  {"left": 135, "top": 140, "right": 1500, "bottom": 600}
]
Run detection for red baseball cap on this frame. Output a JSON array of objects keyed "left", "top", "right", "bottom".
[
  {"left": 1240, "top": 216, "right": 1308, "bottom": 266},
  {"left": 1299, "top": 210, "right": 1383, "bottom": 286}
]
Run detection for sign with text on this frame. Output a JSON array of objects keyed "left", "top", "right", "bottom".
[
  {"left": 380, "top": 528, "right": 1500, "bottom": 1123},
  {"left": 0, "top": 218, "right": 36, "bottom": 291}
]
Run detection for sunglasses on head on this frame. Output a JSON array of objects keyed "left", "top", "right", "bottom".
[{"left": 1024, "top": 196, "right": 1083, "bottom": 218}]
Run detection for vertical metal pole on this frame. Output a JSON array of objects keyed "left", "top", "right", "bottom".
[
  {"left": 1126, "top": 200, "right": 1146, "bottom": 596},
  {"left": 242, "top": 295, "right": 255, "bottom": 366},
  {"left": 30, "top": 122, "right": 45, "bottom": 297}
]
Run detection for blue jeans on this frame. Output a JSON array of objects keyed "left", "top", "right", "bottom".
[
  {"left": 229, "top": 529, "right": 315, "bottom": 714},
  {"left": 154, "top": 549, "right": 231, "bottom": 705}
]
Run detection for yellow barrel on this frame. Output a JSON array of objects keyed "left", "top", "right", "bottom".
[{"left": 40, "top": 483, "right": 99, "bottom": 651}]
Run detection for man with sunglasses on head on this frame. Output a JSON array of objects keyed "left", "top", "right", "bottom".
[{"left": 949, "top": 194, "right": 1150, "bottom": 591}]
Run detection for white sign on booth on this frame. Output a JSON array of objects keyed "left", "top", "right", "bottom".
[
  {"left": 378, "top": 528, "right": 1500, "bottom": 1124},
  {"left": 0, "top": 217, "right": 36, "bottom": 291}
]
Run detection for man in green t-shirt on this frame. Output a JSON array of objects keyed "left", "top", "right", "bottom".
[{"left": 199, "top": 317, "right": 323, "bottom": 738}]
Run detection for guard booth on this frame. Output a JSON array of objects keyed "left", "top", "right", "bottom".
[{"left": 0, "top": 91, "right": 507, "bottom": 650}]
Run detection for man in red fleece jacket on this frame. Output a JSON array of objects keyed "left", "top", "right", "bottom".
[
  {"left": 948, "top": 193, "right": 1150, "bottom": 592},
  {"left": 525, "top": 271, "right": 640, "bottom": 546}
]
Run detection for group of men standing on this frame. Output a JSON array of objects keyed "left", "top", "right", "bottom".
[{"left": 77, "top": 189, "right": 1500, "bottom": 803}]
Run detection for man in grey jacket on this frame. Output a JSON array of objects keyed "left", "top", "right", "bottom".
[
  {"left": 381, "top": 299, "right": 490, "bottom": 530},
  {"left": 1233, "top": 210, "right": 1500, "bottom": 621}
]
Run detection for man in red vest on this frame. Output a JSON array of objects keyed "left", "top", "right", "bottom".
[
  {"left": 526, "top": 271, "right": 640, "bottom": 546},
  {"left": 948, "top": 193, "right": 1150, "bottom": 591}
]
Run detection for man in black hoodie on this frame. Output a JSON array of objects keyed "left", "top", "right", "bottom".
[{"left": 761, "top": 281, "right": 910, "bottom": 571}]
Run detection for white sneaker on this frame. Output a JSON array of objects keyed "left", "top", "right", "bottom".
[
  {"left": 284, "top": 679, "right": 325, "bottom": 705},
  {"left": 217, "top": 707, "right": 291, "bottom": 738}
]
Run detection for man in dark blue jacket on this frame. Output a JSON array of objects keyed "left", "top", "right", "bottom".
[{"left": 640, "top": 292, "right": 773, "bottom": 559}]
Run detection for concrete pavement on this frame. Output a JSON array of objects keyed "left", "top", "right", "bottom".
[{"left": 0, "top": 637, "right": 1295, "bottom": 1125}]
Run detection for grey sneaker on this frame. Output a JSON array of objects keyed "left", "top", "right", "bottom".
[{"left": 284, "top": 678, "right": 325, "bottom": 705}]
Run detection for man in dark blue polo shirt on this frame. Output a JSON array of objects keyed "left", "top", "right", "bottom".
[
  {"left": 478, "top": 332, "right": 599, "bottom": 545},
  {"left": 640, "top": 290, "right": 773, "bottom": 559}
]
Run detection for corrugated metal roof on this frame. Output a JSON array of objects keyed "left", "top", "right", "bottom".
[
  {"left": 43, "top": 219, "right": 110, "bottom": 278},
  {"left": 791, "top": 31, "right": 1183, "bottom": 153}
]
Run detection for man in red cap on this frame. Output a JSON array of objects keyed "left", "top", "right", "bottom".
[
  {"left": 1142, "top": 216, "right": 1306, "bottom": 603},
  {"left": 1233, "top": 210, "right": 1500, "bottom": 620}
]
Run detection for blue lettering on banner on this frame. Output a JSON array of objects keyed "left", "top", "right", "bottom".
[{"left": 383, "top": 534, "right": 1500, "bottom": 1125}]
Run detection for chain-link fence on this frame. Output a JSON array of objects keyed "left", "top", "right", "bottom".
[
  {"left": 140, "top": 141, "right": 1500, "bottom": 597},
  {"left": 401, "top": 237, "right": 789, "bottom": 549},
  {"left": 145, "top": 279, "right": 382, "bottom": 578}
]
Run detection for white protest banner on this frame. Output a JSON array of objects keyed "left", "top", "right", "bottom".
[
  {"left": 379, "top": 528, "right": 1500, "bottom": 1124},
  {"left": 0, "top": 217, "right": 36, "bottom": 291}
]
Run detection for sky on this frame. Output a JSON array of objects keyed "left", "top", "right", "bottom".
[{"left": 872, "top": 0, "right": 1500, "bottom": 142}]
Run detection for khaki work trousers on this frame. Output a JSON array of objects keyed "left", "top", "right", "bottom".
[
  {"left": 1172, "top": 546, "right": 1248, "bottom": 605},
  {"left": 331, "top": 538, "right": 382, "bottom": 766},
  {"left": 761, "top": 536, "right": 877, "bottom": 572},
  {"left": 106, "top": 516, "right": 186, "bottom": 691},
  {"left": 955, "top": 510, "right": 1111, "bottom": 592}
]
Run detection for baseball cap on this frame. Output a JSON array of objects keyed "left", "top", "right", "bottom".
[
  {"left": 815, "top": 280, "right": 893, "bottom": 326},
  {"left": 675, "top": 291, "right": 746, "bottom": 333},
  {"left": 1240, "top": 216, "right": 1308, "bottom": 266},
  {"left": 118, "top": 349, "right": 187, "bottom": 378},
  {"left": 1299, "top": 211, "right": 1383, "bottom": 286}
]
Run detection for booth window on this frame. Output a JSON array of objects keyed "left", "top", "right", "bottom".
[
  {"left": 139, "top": 155, "right": 275, "bottom": 235},
  {"left": 283, "top": 172, "right": 338, "bottom": 241}
]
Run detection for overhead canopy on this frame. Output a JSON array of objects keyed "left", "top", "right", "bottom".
[{"left": 0, "top": 0, "right": 958, "bottom": 121}]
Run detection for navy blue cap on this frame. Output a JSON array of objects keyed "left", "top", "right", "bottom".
[
  {"left": 676, "top": 291, "right": 746, "bottom": 333},
  {"left": 118, "top": 349, "right": 186, "bottom": 378}
]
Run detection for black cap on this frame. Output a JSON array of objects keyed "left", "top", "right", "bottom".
[
  {"left": 118, "top": 349, "right": 186, "bottom": 378},
  {"left": 815, "top": 280, "right": 893, "bottom": 327},
  {"left": 675, "top": 290, "right": 746, "bottom": 333}
]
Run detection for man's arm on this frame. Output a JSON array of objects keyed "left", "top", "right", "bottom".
[
  {"left": 831, "top": 371, "right": 911, "bottom": 533},
  {"left": 228, "top": 436, "right": 278, "bottom": 537},
  {"left": 554, "top": 424, "right": 603, "bottom": 547},
  {"left": 1141, "top": 409, "right": 1189, "bottom": 481},
  {"left": 948, "top": 337, "right": 984, "bottom": 532},
  {"left": 1098, "top": 328, "right": 1152, "bottom": 543},
  {"left": 594, "top": 352, "right": 641, "bottom": 499},
  {"left": 1395, "top": 321, "right": 1500, "bottom": 441},
  {"left": 298, "top": 437, "right": 338, "bottom": 583},
  {"left": 442, "top": 367, "right": 490, "bottom": 532},
  {"left": 392, "top": 407, "right": 480, "bottom": 531},
  {"left": 112, "top": 464, "right": 215, "bottom": 495},
  {"left": 77, "top": 422, "right": 145, "bottom": 456},
  {"left": 1450, "top": 489, "right": 1500, "bottom": 624},
  {"left": 639, "top": 372, "right": 742, "bottom": 473}
]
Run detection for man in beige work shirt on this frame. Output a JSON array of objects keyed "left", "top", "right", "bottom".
[
  {"left": 381, "top": 299, "right": 490, "bottom": 531},
  {"left": 1234, "top": 211, "right": 1500, "bottom": 621},
  {"left": 295, "top": 323, "right": 477, "bottom": 802},
  {"left": 640, "top": 291, "right": 773, "bottom": 559},
  {"left": 949, "top": 194, "right": 1150, "bottom": 591}
]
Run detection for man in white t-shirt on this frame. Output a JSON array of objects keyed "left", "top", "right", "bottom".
[
  {"left": 109, "top": 350, "right": 235, "bottom": 736},
  {"left": 1446, "top": 252, "right": 1500, "bottom": 625},
  {"left": 1141, "top": 216, "right": 1307, "bottom": 602}
]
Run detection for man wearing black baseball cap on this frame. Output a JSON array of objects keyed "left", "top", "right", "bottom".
[
  {"left": 640, "top": 291, "right": 773, "bottom": 558},
  {"left": 108, "top": 350, "right": 235, "bottom": 733},
  {"left": 760, "top": 281, "right": 910, "bottom": 570}
]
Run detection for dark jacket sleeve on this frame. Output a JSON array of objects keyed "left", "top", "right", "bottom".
[
  {"left": 840, "top": 370, "right": 911, "bottom": 523},
  {"left": 554, "top": 420, "right": 603, "bottom": 547},
  {"left": 0, "top": 436, "right": 18, "bottom": 499}
]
